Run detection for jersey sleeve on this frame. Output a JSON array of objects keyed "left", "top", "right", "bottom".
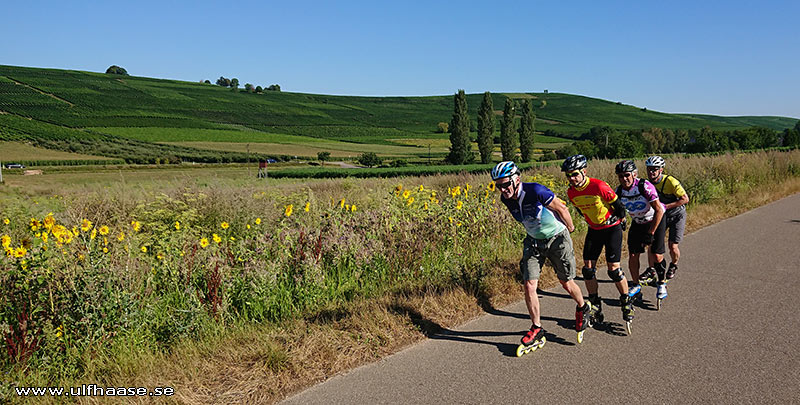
[
  {"left": 642, "top": 180, "right": 660, "bottom": 202},
  {"left": 598, "top": 180, "right": 618, "bottom": 203},
  {"left": 532, "top": 183, "right": 555, "bottom": 206},
  {"left": 669, "top": 177, "right": 687, "bottom": 198}
]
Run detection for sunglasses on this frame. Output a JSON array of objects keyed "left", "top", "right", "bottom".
[
  {"left": 647, "top": 167, "right": 661, "bottom": 172},
  {"left": 617, "top": 173, "right": 633, "bottom": 178},
  {"left": 565, "top": 171, "right": 581, "bottom": 178},
  {"left": 496, "top": 180, "right": 514, "bottom": 190}
]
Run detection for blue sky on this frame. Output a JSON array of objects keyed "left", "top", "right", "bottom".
[{"left": 3, "top": 1, "right": 799, "bottom": 118}]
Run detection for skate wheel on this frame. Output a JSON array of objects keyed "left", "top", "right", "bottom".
[
  {"left": 577, "top": 330, "right": 584, "bottom": 344},
  {"left": 625, "top": 321, "right": 632, "bottom": 336},
  {"left": 516, "top": 343, "right": 527, "bottom": 357}
]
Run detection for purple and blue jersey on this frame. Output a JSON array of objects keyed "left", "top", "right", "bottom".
[
  {"left": 501, "top": 182, "right": 566, "bottom": 240},
  {"left": 618, "top": 178, "right": 664, "bottom": 224}
]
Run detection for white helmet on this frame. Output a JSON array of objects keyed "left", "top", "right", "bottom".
[{"left": 645, "top": 155, "right": 665, "bottom": 168}]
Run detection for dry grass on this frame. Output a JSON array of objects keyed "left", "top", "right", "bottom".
[{"left": 116, "top": 177, "right": 800, "bottom": 405}]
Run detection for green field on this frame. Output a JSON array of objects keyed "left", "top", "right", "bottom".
[
  {"left": 0, "top": 141, "right": 113, "bottom": 161},
  {"left": 1, "top": 64, "right": 797, "bottom": 168}
]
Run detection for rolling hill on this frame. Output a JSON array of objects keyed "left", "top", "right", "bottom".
[{"left": 0, "top": 64, "right": 796, "bottom": 164}]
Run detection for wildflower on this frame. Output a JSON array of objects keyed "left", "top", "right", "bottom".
[
  {"left": 81, "top": 219, "right": 93, "bottom": 232},
  {"left": 229, "top": 236, "right": 236, "bottom": 241},
  {"left": 175, "top": 221, "right": 181, "bottom": 231},
  {"left": 1, "top": 235, "right": 10, "bottom": 249},
  {"left": 117, "top": 232, "right": 125, "bottom": 242},
  {"left": 402, "top": 190, "right": 411, "bottom": 199},
  {"left": 90, "top": 228, "right": 97, "bottom": 241},
  {"left": 72, "top": 226, "right": 79, "bottom": 236},
  {"left": 103, "top": 247, "right": 109, "bottom": 254},
  {"left": 2, "top": 218, "right": 8, "bottom": 225},
  {"left": 423, "top": 202, "right": 429, "bottom": 210},
  {"left": 221, "top": 222, "right": 229, "bottom": 230},
  {"left": 448, "top": 217, "right": 454, "bottom": 224},
  {"left": 55, "top": 325, "right": 63, "bottom": 338},
  {"left": 99, "top": 225, "right": 109, "bottom": 235},
  {"left": 43, "top": 214, "right": 55, "bottom": 230},
  {"left": 285, "top": 204, "right": 294, "bottom": 217},
  {"left": 13, "top": 246, "right": 27, "bottom": 258},
  {"left": 246, "top": 224, "right": 251, "bottom": 230},
  {"left": 41, "top": 233, "right": 48, "bottom": 243},
  {"left": 103, "top": 237, "right": 109, "bottom": 246},
  {"left": 30, "top": 218, "right": 40, "bottom": 232},
  {"left": 394, "top": 184, "right": 403, "bottom": 195},
  {"left": 157, "top": 252, "right": 164, "bottom": 261},
  {"left": 339, "top": 199, "right": 346, "bottom": 208},
  {"left": 304, "top": 202, "right": 310, "bottom": 212},
  {"left": 351, "top": 204, "right": 357, "bottom": 212},
  {"left": 456, "top": 201, "right": 463, "bottom": 210},
  {"left": 200, "top": 238, "right": 209, "bottom": 248},
  {"left": 131, "top": 220, "right": 142, "bottom": 232},
  {"left": 212, "top": 234, "right": 221, "bottom": 244},
  {"left": 141, "top": 246, "right": 147, "bottom": 253},
  {"left": 407, "top": 197, "right": 414, "bottom": 206},
  {"left": 419, "top": 185, "right": 424, "bottom": 192},
  {"left": 255, "top": 217, "right": 262, "bottom": 225},
  {"left": 78, "top": 253, "right": 85, "bottom": 262},
  {"left": 488, "top": 182, "right": 496, "bottom": 192}
]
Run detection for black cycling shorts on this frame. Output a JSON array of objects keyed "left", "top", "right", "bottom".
[
  {"left": 583, "top": 224, "right": 623, "bottom": 263},
  {"left": 627, "top": 217, "right": 666, "bottom": 255}
]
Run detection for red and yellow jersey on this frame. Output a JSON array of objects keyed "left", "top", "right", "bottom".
[{"left": 567, "top": 177, "right": 620, "bottom": 230}]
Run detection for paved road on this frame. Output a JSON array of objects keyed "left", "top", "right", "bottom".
[{"left": 283, "top": 194, "right": 800, "bottom": 404}]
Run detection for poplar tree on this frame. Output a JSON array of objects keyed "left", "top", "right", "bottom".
[
  {"left": 500, "top": 98, "right": 518, "bottom": 161},
  {"left": 447, "top": 90, "right": 473, "bottom": 164},
  {"left": 518, "top": 99, "right": 535, "bottom": 162},
  {"left": 477, "top": 91, "right": 495, "bottom": 163}
]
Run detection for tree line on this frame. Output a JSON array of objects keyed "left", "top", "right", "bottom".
[
  {"left": 447, "top": 90, "right": 537, "bottom": 165},
  {"left": 208, "top": 77, "right": 281, "bottom": 93},
  {"left": 548, "top": 121, "right": 800, "bottom": 161},
  {"left": 446, "top": 90, "right": 800, "bottom": 164}
]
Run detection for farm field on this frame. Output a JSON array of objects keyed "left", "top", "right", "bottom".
[
  {"left": 0, "top": 141, "right": 113, "bottom": 161},
  {"left": 163, "top": 141, "right": 428, "bottom": 158},
  {"left": 2, "top": 64, "right": 797, "bottom": 169}
]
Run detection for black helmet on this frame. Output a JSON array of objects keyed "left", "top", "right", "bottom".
[
  {"left": 615, "top": 160, "right": 637, "bottom": 174},
  {"left": 561, "top": 155, "right": 587, "bottom": 172}
]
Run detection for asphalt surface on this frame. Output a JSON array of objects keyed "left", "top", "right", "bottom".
[{"left": 283, "top": 193, "right": 800, "bottom": 404}]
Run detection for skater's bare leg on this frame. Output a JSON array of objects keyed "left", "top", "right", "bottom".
[
  {"left": 668, "top": 242, "right": 680, "bottom": 265},
  {"left": 629, "top": 253, "right": 641, "bottom": 281},
  {"left": 560, "top": 280, "right": 585, "bottom": 306},
  {"left": 523, "top": 279, "right": 540, "bottom": 326}
]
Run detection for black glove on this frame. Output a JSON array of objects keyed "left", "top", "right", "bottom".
[
  {"left": 642, "top": 232, "right": 654, "bottom": 246},
  {"left": 620, "top": 218, "right": 627, "bottom": 231}
]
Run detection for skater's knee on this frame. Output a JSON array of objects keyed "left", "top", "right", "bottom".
[
  {"left": 607, "top": 268, "right": 624, "bottom": 282},
  {"left": 581, "top": 266, "right": 596, "bottom": 280}
]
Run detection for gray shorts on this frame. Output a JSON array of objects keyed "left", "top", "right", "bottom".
[
  {"left": 520, "top": 228, "right": 577, "bottom": 282},
  {"left": 665, "top": 209, "right": 686, "bottom": 243}
]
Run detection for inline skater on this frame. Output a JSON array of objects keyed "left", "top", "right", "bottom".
[
  {"left": 644, "top": 156, "right": 689, "bottom": 281},
  {"left": 561, "top": 155, "right": 636, "bottom": 334},
  {"left": 491, "top": 161, "right": 591, "bottom": 352},
  {"left": 614, "top": 160, "right": 667, "bottom": 307}
]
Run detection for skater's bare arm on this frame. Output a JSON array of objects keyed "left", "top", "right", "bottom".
[
  {"left": 547, "top": 197, "right": 575, "bottom": 232},
  {"left": 648, "top": 199, "right": 664, "bottom": 235}
]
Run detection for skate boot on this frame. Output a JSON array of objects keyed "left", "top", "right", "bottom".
[
  {"left": 517, "top": 325, "right": 546, "bottom": 357},
  {"left": 666, "top": 262, "right": 678, "bottom": 281},
  {"left": 639, "top": 267, "right": 657, "bottom": 287},
  {"left": 620, "top": 294, "right": 634, "bottom": 335},
  {"left": 589, "top": 295, "right": 604, "bottom": 325},
  {"left": 656, "top": 282, "right": 668, "bottom": 310},
  {"left": 627, "top": 282, "right": 643, "bottom": 304},
  {"left": 576, "top": 302, "right": 592, "bottom": 343}
]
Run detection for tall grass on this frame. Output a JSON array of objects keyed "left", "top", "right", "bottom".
[{"left": 1, "top": 149, "right": 799, "bottom": 397}]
